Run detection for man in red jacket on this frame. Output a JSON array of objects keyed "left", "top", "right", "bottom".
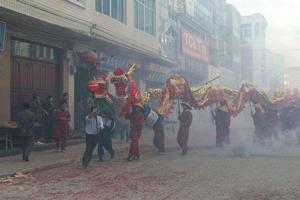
[
  {"left": 53, "top": 102, "right": 71, "bottom": 152},
  {"left": 126, "top": 104, "right": 145, "bottom": 161},
  {"left": 177, "top": 102, "right": 193, "bottom": 155}
]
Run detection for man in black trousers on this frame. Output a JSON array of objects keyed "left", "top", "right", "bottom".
[
  {"left": 16, "top": 102, "right": 35, "bottom": 161},
  {"left": 82, "top": 106, "right": 103, "bottom": 168},
  {"left": 98, "top": 111, "right": 115, "bottom": 161}
]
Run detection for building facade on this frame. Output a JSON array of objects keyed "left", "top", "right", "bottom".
[
  {"left": 171, "top": 0, "right": 214, "bottom": 86},
  {"left": 285, "top": 67, "right": 300, "bottom": 91},
  {"left": 265, "top": 50, "right": 284, "bottom": 90},
  {"left": 224, "top": 4, "right": 241, "bottom": 88},
  {"left": 241, "top": 13, "right": 267, "bottom": 87},
  {"left": 0, "top": 0, "right": 174, "bottom": 128}
]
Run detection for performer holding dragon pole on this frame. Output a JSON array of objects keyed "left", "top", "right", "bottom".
[
  {"left": 212, "top": 100, "right": 231, "bottom": 148},
  {"left": 125, "top": 104, "right": 145, "bottom": 161},
  {"left": 251, "top": 103, "right": 267, "bottom": 146},
  {"left": 143, "top": 104, "right": 165, "bottom": 153},
  {"left": 177, "top": 102, "right": 193, "bottom": 155}
]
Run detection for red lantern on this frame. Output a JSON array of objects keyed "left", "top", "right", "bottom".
[
  {"left": 94, "top": 75, "right": 108, "bottom": 98},
  {"left": 87, "top": 80, "right": 98, "bottom": 93},
  {"left": 80, "top": 51, "right": 97, "bottom": 63}
]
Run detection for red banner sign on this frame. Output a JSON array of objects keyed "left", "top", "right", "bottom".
[{"left": 181, "top": 27, "right": 209, "bottom": 62}]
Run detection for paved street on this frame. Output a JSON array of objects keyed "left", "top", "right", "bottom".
[{"left": 1, "top": 127, "right": 300, "bottom": 200}]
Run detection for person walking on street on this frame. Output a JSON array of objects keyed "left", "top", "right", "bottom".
[
  {"left": 152, "top": 112, "right": 165, "bottom": 153},
  {"left": 264, "top": 108, "right": 277, "bottom": 146},
  {"left": 82, "top": 106, "right": 104, "bottom": 168},
  {"left": 98, "top": 112, "right": 115, "bottom": 161},
  {"left": 16, "top": 102, "right": 35, "bottom": 161},
  {"left": 252, "top": 103, "right": 266, "bottom": 146},
  {"left": 143, "top": 104, "right": 165, "bottom": 153},
  {"left": 53, "top": 102, "right": 71, "bottom": 152},
  {"left": 177, "top": 102, "right": 193, "bottom": 155},
  {"left": 212, "top": 101, "right": 231, "bottom": 148},
  {"left": 126, "top": 104, "right": 145, "bottom": 161}
]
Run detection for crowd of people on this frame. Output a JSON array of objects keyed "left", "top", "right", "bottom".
[
  {"left": 81, "top": 101, "right": 193, "bottom": 167},
  {"left": 15, "top": 91, "right": 300, "bottom": 166},
  {"left": 211, "top": 101, "right": 300, "bottom": 148},
  {"left": 16, "top": 93, "right": 70, "bottom": 161}
]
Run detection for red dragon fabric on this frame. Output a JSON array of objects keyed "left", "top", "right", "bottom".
[
  {"left": 86, "top": 74, "right": 113, "bottom": 101},
  {"left": 231, "top": 84, "right": 272, "bottom": 116},
  {"left": 271, "top": 88, "right": 300, "bottom": 109},
  {"left": 196, "top": 85, "right": 229, "bottom": 109},
  {"left": 152, "top": 76, "right": 300, "bottom": 117},
  {"left": 120, "top": 79, "right": 142, "bottom": 116},
  {"left": 111, "top": 67, "right": 129, "bottom": 98},
  {"left": 156, "top": 75, "right": 198, "bottom": 116},
  {"left": 111, "top": 67, "right": 142, "bottom": 117}
]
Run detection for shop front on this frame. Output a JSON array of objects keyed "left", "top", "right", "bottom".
[
  {"left": 0, "top": 10, "right": 78, "bottom": 130},
  {"left": 142, "top": 63, "right": 170, "bottom": 89},
  {"left": 180, "top": 25, "right": 209, "bottom": 85}
]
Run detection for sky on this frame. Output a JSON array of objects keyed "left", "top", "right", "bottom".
[{"left": 227, "top": 0, "right": 300, "bottom": 68}]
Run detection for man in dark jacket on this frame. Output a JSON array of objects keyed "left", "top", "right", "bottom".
[
  {"left": 16, "top": 102, "right": 35, "bottom": 161},
  {"left": 98, "top": 112, "right": 115, "bottom": 161},
  {"left": 144, "top": 104, "right": 165, "bottom": 153},
  {"left": 152, "top": 114, "right": 165, "bottom": 153},
  {"left": 177, "top": 102, "right": 193, "bottom": 155},
  {"left": 252, "top": 104, "right": 266, "bottom": 145},
  {"left": 212, "top": 101, "right": 231, "bottom": 148},
  {"left": 264, "top": 108, "right": 278, "bottom": 145}
]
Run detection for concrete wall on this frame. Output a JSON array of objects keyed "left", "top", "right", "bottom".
[
  {"left": 0, "top": 0, "right": 160, "bottom": 56},
  {"left": 0, "top": 0, "right": 163, "bottom": 128},
  {"left": 90, "top": 0, "right": 159, "bottom": 55}
]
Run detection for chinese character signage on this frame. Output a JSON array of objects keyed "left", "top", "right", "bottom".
[
  {"left": 0, "top": 21, "right": 6, "bottom": 51},
  {"left": 181, "top": 27, "right": 209, "bottom": 62}
]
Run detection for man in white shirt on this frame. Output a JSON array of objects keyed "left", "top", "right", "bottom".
[
  {"left": 98, "top": 111, "right": 115, "bottom": 161},
  {"left": 82, "top": 106, "right": 104, "bottom": 168}
]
